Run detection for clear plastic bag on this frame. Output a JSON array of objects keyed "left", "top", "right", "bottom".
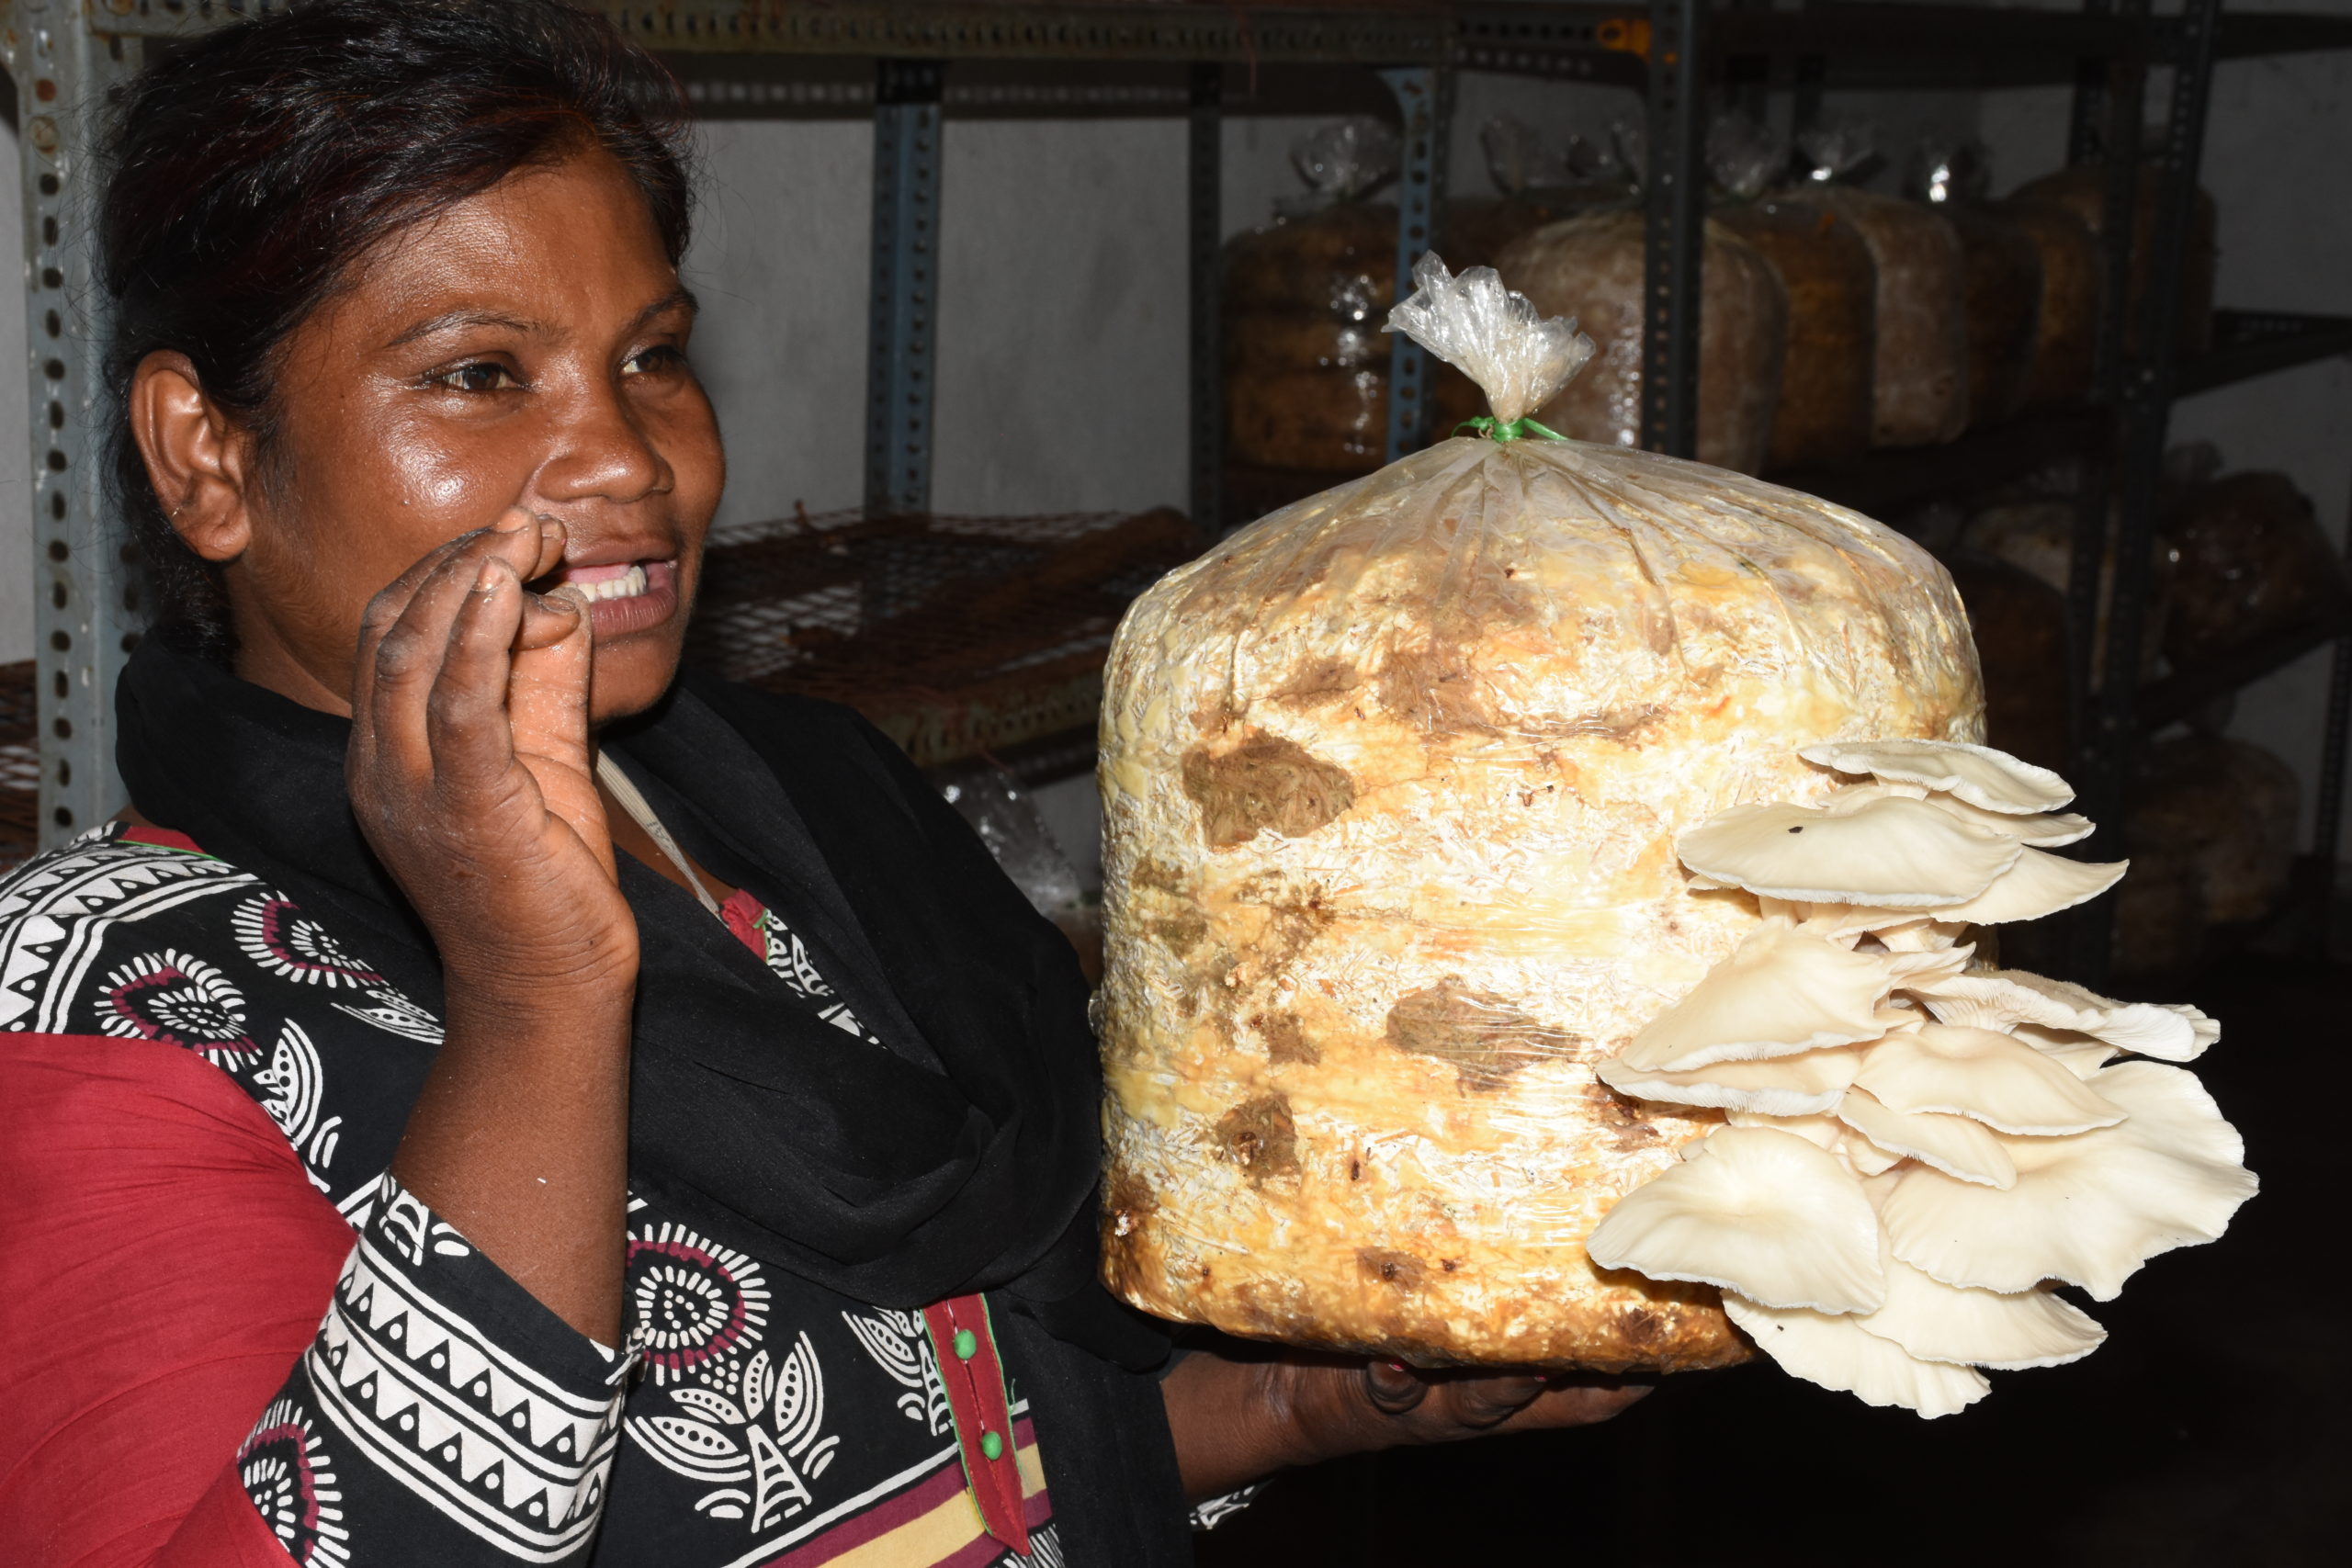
[
  {"left": 1912, "top": 135, "right": 2042, "bottom": 427},
  {"left": 1797, "top": 124, "right": 1970, "bottom": 447},
  {"left": 2161, "top": 468, "right": 2352, "bottom": 661},
  {"left": 1098, "top": 263, "right": 1984, "bottom": 1371},
  {"left": 1716, "top": 195, "right": 1876, "bottom": 469}
]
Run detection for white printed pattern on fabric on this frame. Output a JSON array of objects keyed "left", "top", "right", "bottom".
[
  {"left": 839, "top": 1307, "right": 953, "bottom": 1435},
  {"left": 304, "top": 1186, "right": 628, "bottom": 1562},
  {"left": 240, "top": 1396, "right": 354, "bottom": 1567},
  {"left": 757, "top": 911, "right": 878, "bottom": 1043},
  {"left": 622, "top": 1219, "right": 843, "bottom": 1535},
  {"left": 0, "top": 828, "right": 439, "bottom": 1200},
  {"left": 0, "top": 829, "right": 254, "bottom": 1033}
]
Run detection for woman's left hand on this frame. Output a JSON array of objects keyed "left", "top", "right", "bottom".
[{"left": 1161, "top": 1346, "right": 1651, "bottom": 1504}]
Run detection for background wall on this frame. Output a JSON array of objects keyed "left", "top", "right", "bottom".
[{"left": 9, "top": 13, "right": 2352, "bottom": 864}]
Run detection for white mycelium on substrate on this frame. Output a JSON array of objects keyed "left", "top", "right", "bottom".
[{"left": 1587, "top": 739, "right": 2257, "bottom": 1416}]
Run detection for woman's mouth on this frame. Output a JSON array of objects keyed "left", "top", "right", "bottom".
[{"left": 546, "top": 558, "right": 681, "bottom": 639}]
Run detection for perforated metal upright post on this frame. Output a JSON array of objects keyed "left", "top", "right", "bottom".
[
  {"left": 1187, "top": 62, "right": 1223, "bottom": 535},
  {"left": 1640, "top": 0, "right": 1706, "bottom": 459},
  {"left": 8, "top": 6, "right": 142, "bottom": 851},
  {"left": 1379, "top": 63, "right": 1451, "bottom": 462},
  {"left": 2075, "top": 0, "right": 2220, "bottom": 984},
  {"left": 865, "top": 58, "right": 944, "bottom": 518}
]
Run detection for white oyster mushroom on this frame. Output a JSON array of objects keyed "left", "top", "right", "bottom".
[
  {"left": 1880, "top": 1062, "right": 2257, "bottom": 1300},
  {"left": 1853, "top": 1023, "right": 2128, "bottom": 1135},
  {"left": 1854, "top": 1254, "right": 2106, "bottom": 1371},
  {"left": 1834, "top": 1087, "right": 2018, "bottom": 1188},
  {"left": 1586, "top": 1126, "right": 1887, "bottom": 1314},
  {"left": 1800, "top": 738, "right": 2075, "bottom": 815},
  {"left": 1909, "top": 968, "right": 2216, "bottom": 1061},
  {"left": 2008, "top": 1022, "right": 2126, "bottom": 1080},
  {"left": 1721, "top": 1293, "right": 1992, "bottom": 1417},
  {"left": 1678, "top": 795, "right": 2024, "bottom": 906},
  {"left": 1921, "top": 847, "right": 2128, "bottom": 927},
  {"left": 1599, "top": 1044, "right": 1865, "bottom": 1117},
  {"left": 1725, "top": 1110, "right": 1905, "bottom": 1176},
  {"left": 1621, "top": 923, "right": 1962, "bottom": 1072},
  {"left": 1821, "top": 780, "right": 2093, "bottom": 848}
]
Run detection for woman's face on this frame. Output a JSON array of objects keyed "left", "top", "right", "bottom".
[{"left": 152, "top": 145, "right": 723, "bottom": 723}]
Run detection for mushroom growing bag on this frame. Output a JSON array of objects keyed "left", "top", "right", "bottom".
[{"left": 1095, "top": 258, "right": 1984, "bottom": 1373}]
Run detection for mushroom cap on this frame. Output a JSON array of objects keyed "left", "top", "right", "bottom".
[
  {"left": 1726, "top": 1110, "right": 1905, "bottom": 1176},
  {"left": 1854, "top": 1255, "right": 2106, "bottom": 1371},
  {"left": 1799, "top": 738, "right": 2075, "bottom": 814},
  {"left": 1826, "top": 780, "right": 2094, "bottom": 848},
  {"left": 1921, "top": 847, "right": 2128, "bottom": 927},
  {"left": 1620, "top": 923, "right": 1958, "bottom": 1072},
  {"left": 1835, "top": 1087, "right": 2018, "bottom": 1188},
  {"left": 1586, "top": 1125, "right": 1888, "bottom": 1314},
  {"left": 1679, "top": 795, "right": 2024, "bottom": 906},
  {"left": 1853, "top": 1023, "right": 2128, "bottom": 1135},
  {"left": 1600, "top": 1044, "right": 1865, "bottom": 1117},
  {"left": 1721, "top": 1293, "right": 1992, "bottom": 1417},
  {"left": 1879, "top": 1062, "right": 2257, "bottom": 1300},
  {"left": 1910, "top": 968, "right": 2215, "bottom": 1061},
  {"left": 2009, "top": 1022, "right": 2126, "bottom": 1079}
]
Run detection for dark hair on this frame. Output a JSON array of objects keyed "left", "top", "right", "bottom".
[{"left": 100, "top": 0, "right": 694, "bottom": 654}]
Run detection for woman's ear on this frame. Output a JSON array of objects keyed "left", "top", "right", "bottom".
[{"left": 129, "top": 350, "right": 257, "bottom": 564}]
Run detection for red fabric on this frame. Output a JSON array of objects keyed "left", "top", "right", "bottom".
[
  {"left": 117, "top": 825, "right": 207, "bottom": 856},
  {"left": 718, "top": 886, "right": 767, "bottom": 959},
  {"left": 0, "top": 1032, "right": 353, "bottom": 1566}
]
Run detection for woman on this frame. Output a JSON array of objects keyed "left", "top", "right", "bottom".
[{"left": 0, "top": 3, "right": 1641, "bottom": 1562}]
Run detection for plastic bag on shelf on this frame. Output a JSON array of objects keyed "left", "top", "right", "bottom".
[
  {"left": 1795, "top": 121, "right": 1971, "bottom": 447},
  {"left": 2161, "top": 468, "right": 2352, "bottom": 662},
  {"left": 1098, "top": 255, "right": 1984, "bottom": 1374},
  {"left": 1912, "top": 133, "right": 2042, "bottom": 427},
  {"left": 1713, "top": 189, "right": 1875, "bottom": 471},
  {"left": 1962, "top": 498, "right": 2175, "bottom": 687},
  {"left": 1494, "top": 204, "right": 1786, "bottom": 473},
  {"left": 2009, "top": 154, "right": 2219, "bottom": 357},
  {"left": 2128, "top": 735, "right": 2299, "bottom": 931}
]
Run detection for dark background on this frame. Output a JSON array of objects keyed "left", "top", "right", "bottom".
[{"left": 1194, "top": 957, "right": 2346, "bottom": 1567}]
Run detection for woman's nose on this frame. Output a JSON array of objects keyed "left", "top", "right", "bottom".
[{"left": 536, "top": 375, "right": 672, "bottom": 506}]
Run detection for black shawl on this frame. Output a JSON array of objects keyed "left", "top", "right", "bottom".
[{"left": 115, "top": 638, "right": 1191, "bottom": 1565}]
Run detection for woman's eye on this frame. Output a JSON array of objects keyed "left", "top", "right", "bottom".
[
  {"left": 623, "top": 344, "right": 686, "bottom": 377},
  {"left": 428, "top": 362, "right": 520, "bottom": 393}
]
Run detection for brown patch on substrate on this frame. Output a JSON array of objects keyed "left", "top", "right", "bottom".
[
  {"left": 1129, "top": 856, "right": 1184, "bottom": 896},
  {"left": 1272, "top": 656, "right": 1363, "bottom": 709},
  {"left": 1256, "top": 1010, "right": 1320, "bottom": 1066},
  {"left": 1215, "top": 1093, "right": 1300, "bottom": 1183},
  {"left": 1148, "top": 913, "right": 1208, "bottom": 958},
  {"left": 1103, "top": 1168, "right": 1158, "bottom": 1240},
  {"left": 1385, "top": 978, "right": 1587, "bottom": 1092},
  {"left": 1587, "top": 1082, "right": 1670, "bottom": 1152},
  {"left": 1357, "top": 1248, "right": 1425, "bottom": 1290},
  {"left": 1182, "top": 733, "right": 1356, "bottom": 851}
]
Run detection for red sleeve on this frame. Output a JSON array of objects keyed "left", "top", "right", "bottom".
[{"left": 0, "top": 1032, "right": 354, "bottom": 1566}]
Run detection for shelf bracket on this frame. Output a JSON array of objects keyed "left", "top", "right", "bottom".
[
  {"left": 9, "top": 11, "right": 144, "bottom": 851},
  {"left": 1188, "top": 62, "right": 1223, "bottom": 535},
  {"left": 1379, "top": 63, "right": 1452, "bottom": 463},
  {"left": 1640, "top": 0, "right": 1706, "bottom": 460},
  {"left": 865, "top": 58, "right": 945, "bottom": 517}
]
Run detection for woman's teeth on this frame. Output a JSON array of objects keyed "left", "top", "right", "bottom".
[{"left": 572, "top": 564, "right": 649, "bottom": 602}]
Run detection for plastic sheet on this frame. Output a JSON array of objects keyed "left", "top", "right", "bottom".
[
  {"left": 1495, "top": 207, "right": 1786, "bottom": 473},
  {"left": 1097, "top": 266, "right": 1984, "bottom": 1371}
]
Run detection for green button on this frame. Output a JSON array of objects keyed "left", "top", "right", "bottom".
[
  {"left": 953, "top": 1328, "right": 978, "bottom": 1360},
  {"left": 979, "top": 1430, "right": 1004, "bottom": 1461}
]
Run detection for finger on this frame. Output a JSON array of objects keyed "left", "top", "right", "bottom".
[
  {"left": 423, "top": 556, "right": 529, "bottom": 796},
  {"left": 526, "top": 513, "right": 569, "bottom": 582},
  {"left": 354, "top": 514, "right": 533, "bottom": 693},
  {"left": 1437, "top": 1373, "right": 1551, "bottom": 1431},
  {"left": 509, "top": 587, "right": 612, "bottom": 877},
  {"left": 360, "top": 515, "right": 540, "bottom": 760},
  {"left": 1362, "top": 1361, "right": 1428, "bottom": 1416},
  {"left": 1487, "top": 1379, "right": 1654, "bottom": 1435}
]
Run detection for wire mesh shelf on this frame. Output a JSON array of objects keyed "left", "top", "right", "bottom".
[{"left": 685, "top": 505, "right": 1205, "bottom": 770}]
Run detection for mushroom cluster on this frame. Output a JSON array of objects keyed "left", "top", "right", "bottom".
[{"left": 1585, "top": 739, "right": 2257, "bottom": 1416}]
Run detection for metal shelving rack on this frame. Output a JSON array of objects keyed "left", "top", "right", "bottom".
[{"left": 9, "top": 1, "right": 2352, "bottom": 975}]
